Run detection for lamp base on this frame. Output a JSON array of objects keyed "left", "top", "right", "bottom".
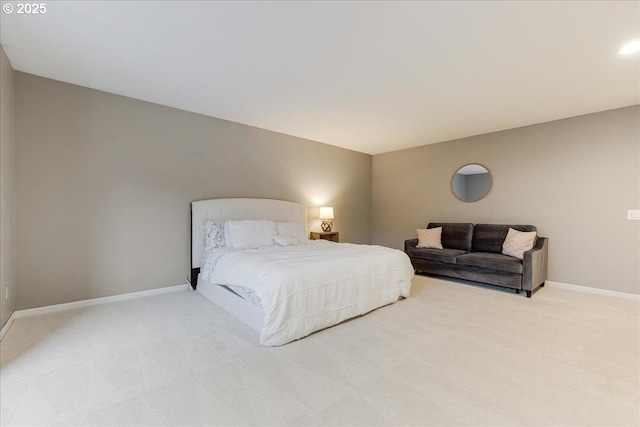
[{"left": 321, "top": 220, "right": 333, "bottom": 232}]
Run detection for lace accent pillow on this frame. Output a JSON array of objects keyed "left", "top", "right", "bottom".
[
  {"left": 416, "top": 227, "right": 443, "bottom": 249},
  {"left": 502, "top": 228, "right": 537, "bottom": 259},
  {"left": 204, "top": 220, "right": 226, "bottom": 251}
]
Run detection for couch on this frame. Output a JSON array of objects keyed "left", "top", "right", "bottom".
[{"left": 404, "top": 223, "right": 548, "bottom": 297}]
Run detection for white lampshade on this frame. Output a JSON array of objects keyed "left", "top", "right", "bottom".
[{"left": 319, "top": 207, "right": 334, "bottom": 220}]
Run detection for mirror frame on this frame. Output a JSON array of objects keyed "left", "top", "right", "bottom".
[{"left": 451, "top": 163, "right": 493, "bottom": 202}]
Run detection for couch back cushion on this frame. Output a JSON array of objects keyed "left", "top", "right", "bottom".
[
  {"left": 472, "top": 224, "right": 537, "bottom": 253},
  {"left": 427, "top": 223, "right": 474, "bottom": 251}
]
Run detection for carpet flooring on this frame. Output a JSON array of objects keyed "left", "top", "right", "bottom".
[{"left": 1, "top": 275, "right": 638, "bottom": 426}]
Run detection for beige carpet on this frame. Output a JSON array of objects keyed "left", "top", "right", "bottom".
[{"left": 1, "top": 275, "right": 638, "bottom": 426}]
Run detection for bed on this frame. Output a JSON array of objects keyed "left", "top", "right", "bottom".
[{"left": 191, "top": 198, "right": 413, "bottom": 346}]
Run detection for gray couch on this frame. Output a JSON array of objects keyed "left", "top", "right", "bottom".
[{"left": 405, "top": 223, "right": 548, "bottom": 297}]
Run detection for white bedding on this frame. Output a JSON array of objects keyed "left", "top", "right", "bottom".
[{"left": 201, "top": 240, "right": 413, "bottom": 346}]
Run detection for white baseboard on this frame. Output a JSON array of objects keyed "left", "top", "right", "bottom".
[
  {"left": 0, "top": 312, "right": 16, "bottom": 341},
  {"left": 2, "top": 281, "right": 636, "bottom": 341},
  {"left": 0, "top": 284, "right": 190, "bottom": 341},
  {"left": 546, "top": 281, "right": 640, "bottom": 301}
]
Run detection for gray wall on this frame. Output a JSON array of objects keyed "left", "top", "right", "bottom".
[
  {"left": 373, "top": 106, "right": 640, "bottom": 295},
  {"left": 15, "top": 72, "right": 372, "bottom": 310},
  {"left": 9, "top": 70, "right": 640, "bottom": 312},
  {"left": 0, "top": 46, "right": 15, "bottom": 328}
]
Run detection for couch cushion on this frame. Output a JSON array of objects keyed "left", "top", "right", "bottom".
[
  {"left": 472, "top": 224, "right": 537, "bottom": 253},
  {"left": 456, "top": 252, "right": 523, "bottom": 274},
  {"left": 406, "top": 247, "right": 467, "bottom": 264},
  {"left": 427, "top": 223, "right": 473, "bottom": 251}
]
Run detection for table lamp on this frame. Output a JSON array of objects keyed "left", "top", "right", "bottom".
[{"left": 319, "top": 207, "right": 334, "bottom": 232}]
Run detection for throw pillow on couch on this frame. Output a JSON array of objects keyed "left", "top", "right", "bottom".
[
  {"left": 502, "top": 228, "right": 537, "bottom": 260},
  {"left": 416, "top": 227, "right": 443, "bottom": 249}
]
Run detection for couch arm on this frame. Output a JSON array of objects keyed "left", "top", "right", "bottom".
[
  {"left": 522, "top": 237, "right": 548, "bottom": 292},
  {"left": 405, "top": 239, "right": 418, "bottom": 253}
]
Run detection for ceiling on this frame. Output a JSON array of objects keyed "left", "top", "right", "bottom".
[{"left": 1, "top": 1, "right": 638, "bottom": 155}]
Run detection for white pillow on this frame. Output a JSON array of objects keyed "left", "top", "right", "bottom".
[
  {"left": 224, "top": 221, "right": 234, "bottom": 247},
  {"left": 502, "top": 228, "right": 537, "bottom": 259},
  {"left": 273, "top": 234, "right": 300, "bottom": 246},
  {"left": 225, "top": 220, "right": 277, "bottom": 248},
  {"left": 204, "top": 220, "right": 226, "bottom": 250},
  {"left": 276, "top": 222, "right": 307, "bottom": 242},
  {"left": 416, "top": 227, "right": 443, "bottom": 249}
]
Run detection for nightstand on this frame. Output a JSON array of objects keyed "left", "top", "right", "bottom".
[{"left": 310, "top": 231, "right": 339, "bottom": 242}]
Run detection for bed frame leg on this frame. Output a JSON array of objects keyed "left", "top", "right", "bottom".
[{"left": 190, "top": 268, "right": 199, "bottom": 290}]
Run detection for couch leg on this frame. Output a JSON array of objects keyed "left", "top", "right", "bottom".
[
  {"left": 526, "top": 290, "right": 532, "bottom": 298},
  {"left": 540, "top": 282, "right": 545, "bottom": 287},
  {"left": 515, "top": 289, "right": 521, "bottom": 294}
]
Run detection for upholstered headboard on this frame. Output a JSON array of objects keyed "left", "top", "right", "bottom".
[{"left": 190, "top": 198, "right": 308, "bottom": 287}]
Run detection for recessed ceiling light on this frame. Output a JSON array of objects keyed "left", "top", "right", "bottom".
[{"left": 619, "top": 40, "right": 640, "bottom": 55}]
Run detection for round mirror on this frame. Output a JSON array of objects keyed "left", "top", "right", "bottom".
[{"left": 451, "top": 163, "right": 492, "bottom": 202}]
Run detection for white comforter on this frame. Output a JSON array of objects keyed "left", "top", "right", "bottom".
[{"left": 201, "top": 241, "right": 413, "bottom": 346}]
